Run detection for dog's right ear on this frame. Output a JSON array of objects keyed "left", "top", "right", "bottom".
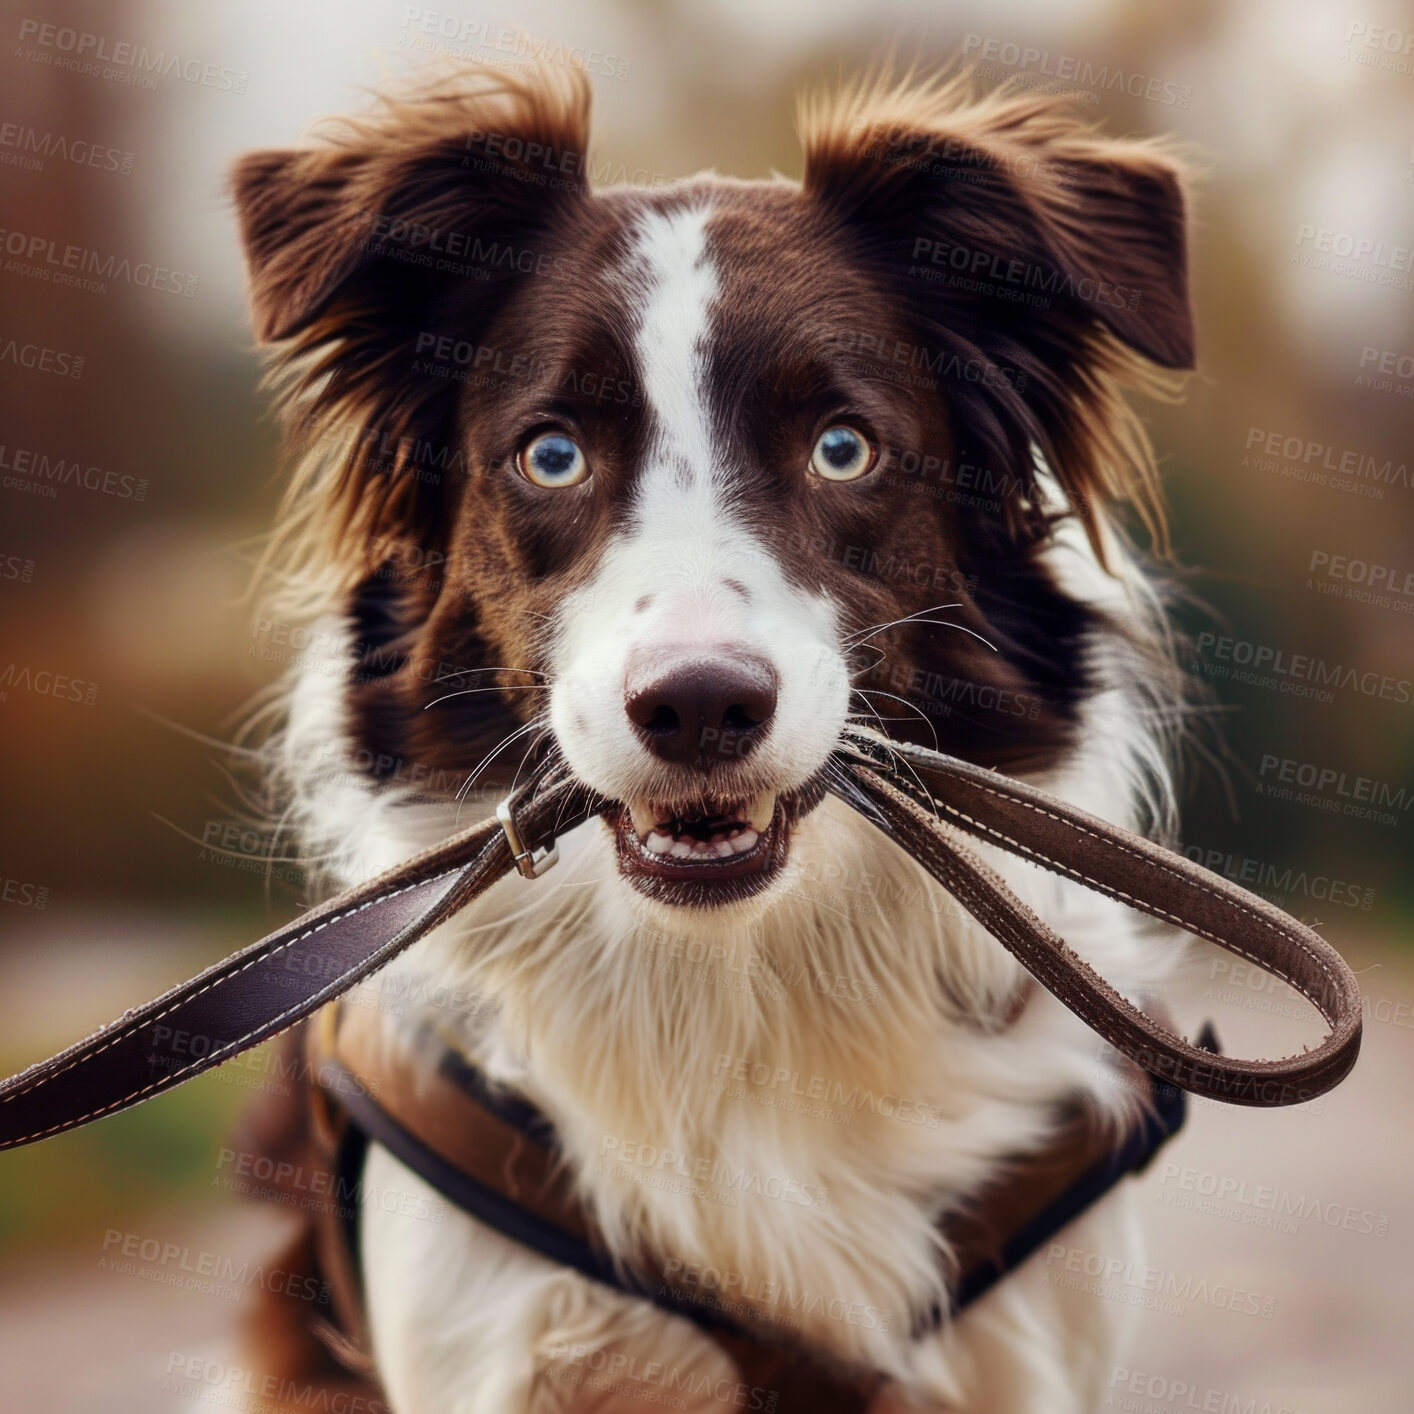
[
  {"left": 230, "top": 67, "right": 592, "bottom": 345},
  {"left": 230, "top": 67, "right": 593, "bottom": 569},
  {"left": 232, "top": 146, "right": 375, "bottom": 345}
]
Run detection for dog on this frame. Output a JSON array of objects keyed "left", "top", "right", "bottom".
[{"left": 230, "top": 61, "right": 1195, "bottom": 1414}]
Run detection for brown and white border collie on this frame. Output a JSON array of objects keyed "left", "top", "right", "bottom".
[{"left": 232, "top": 60, "right": 1195, "bottom": 1414}]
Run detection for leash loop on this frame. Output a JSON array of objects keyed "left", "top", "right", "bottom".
[{"left": 835, "top": 727, "right": 1362, "bottom": 1108}]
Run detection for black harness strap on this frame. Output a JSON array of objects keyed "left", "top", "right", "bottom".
[
  {"left": 320, "top": 1025, "right": 1203, "bottom": 1340},
  {"left": 943, "top": 1032, "right": 1203, "bottom": 1316},
  {"left": 327, "top": 1052, "right": 758, "bottom": 1340}
]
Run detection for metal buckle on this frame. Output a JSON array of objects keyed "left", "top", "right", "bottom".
[{"left": 496, "top": 797, "right": 560, "bottom": 879}]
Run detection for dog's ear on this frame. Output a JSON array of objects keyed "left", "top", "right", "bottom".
[
  {"left": 1000, "top": 143, "right": 1191, "bottom": 370},
  {"left": 801, "top": 79, "right": 1195, "bottom": 546},
  {"left": 230, "top": 66, "right": 592, "bottom": 574},
  {"left": 231, "top": 145, "right": 375, "bottom": 345},
  {"left": 232, "top": 68, "right": 592, "bottom": 343}
]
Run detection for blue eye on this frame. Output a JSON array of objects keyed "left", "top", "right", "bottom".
[
  {"left": 810, "top": 425, "right": 875, "bottom": 482},
  {"left": 519, "top": 431, "right": 588, "bottom": 488}
]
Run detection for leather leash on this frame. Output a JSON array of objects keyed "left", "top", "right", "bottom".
[
  {"left": 0, "top": 765, "right": 601, "bottom": 1152},
  {"left": 0, "top": 728, "right": 1362, "bottom": 1151},
  {"left": 832, "top": 729, "right": 1362, "bottom": 1105}
]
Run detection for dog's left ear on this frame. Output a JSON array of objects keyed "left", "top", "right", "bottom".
[
  {"left": 803, "top": 86, "right": 1194, "bottom": 368},
  {"left": 801, "top": 82, "right": 1195, "bottom": 542},
  {"left": 1006, "top": 142, "right": 1192, "bottom": 371}
]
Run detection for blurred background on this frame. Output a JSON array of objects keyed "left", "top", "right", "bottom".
[{"left": 1, "top": 0, "right": 1411, "bottom": 1408}]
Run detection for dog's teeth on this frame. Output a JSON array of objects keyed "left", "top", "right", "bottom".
[
  {"left": 746, "top": 793, "right": 776, "bottom": 832},
  {"left": 631, "top": 794, "right": 772, "bottom": 865}
]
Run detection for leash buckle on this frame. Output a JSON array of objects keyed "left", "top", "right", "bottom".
[{"left": 496, "top": 797, "right": 560, "bottom": 879}]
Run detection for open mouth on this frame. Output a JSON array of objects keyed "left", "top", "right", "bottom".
[{"left": 605, "top": 789, "right": 806, "bottom": 906}]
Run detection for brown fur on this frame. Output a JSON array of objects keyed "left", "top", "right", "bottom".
[
  {"left": 231, "top": 1027, "right": 388, "bottom": 1411},
  {"left": 234, "top": 63, "right": 595, "bottom": 597}
]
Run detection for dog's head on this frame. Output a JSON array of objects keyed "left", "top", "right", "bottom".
[{"left": 234, "top": 67, "right": 1193, "bottom": 911}]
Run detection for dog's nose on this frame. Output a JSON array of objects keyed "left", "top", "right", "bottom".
[{"left": 624, "top": 650, "right": 778, "bottom": 767}]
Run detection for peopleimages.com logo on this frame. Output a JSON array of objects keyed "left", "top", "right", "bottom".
[
  {"left": 960, "top": 33, "right": 1192, "bottom": 106},
  {"left": 1192, "top": 631, "right": 1414, "bottom": 708},
  {"left": 1256, "top": 753, "right": 1410, "bottom": 827},
  {"left": 15, "top": 19, "right": 249, "bottom": 92}
]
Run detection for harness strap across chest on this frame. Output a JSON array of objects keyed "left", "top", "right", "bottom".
[{"left": 300, "top": 998, "right": 1197, "bottom": 1410}]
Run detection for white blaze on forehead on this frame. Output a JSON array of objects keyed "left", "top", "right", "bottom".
[
  {"left": 626, "top": 203, "right": 718, "bottom": 498},
  {"left": 544, "top": 198, "right": 850, "bottom": 810}
]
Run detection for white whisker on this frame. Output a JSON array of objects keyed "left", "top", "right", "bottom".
[
  {"left": 430, "top": 665, "right": 548, "bottom": 686},
  {"left": 842, "top": 603, "right": 962, "bottom": 645},
  {"left": 852, "top": 689, "right": 941, "bottom": 751},
  {"left": 851, "top": 617, "right": 997, "bottom": 654},
  {"left": 453, "top": 717, "right": 549, "bottom": 826},
  {"left": 424, "top": 685, "right": 546, "bottom": 710}
]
